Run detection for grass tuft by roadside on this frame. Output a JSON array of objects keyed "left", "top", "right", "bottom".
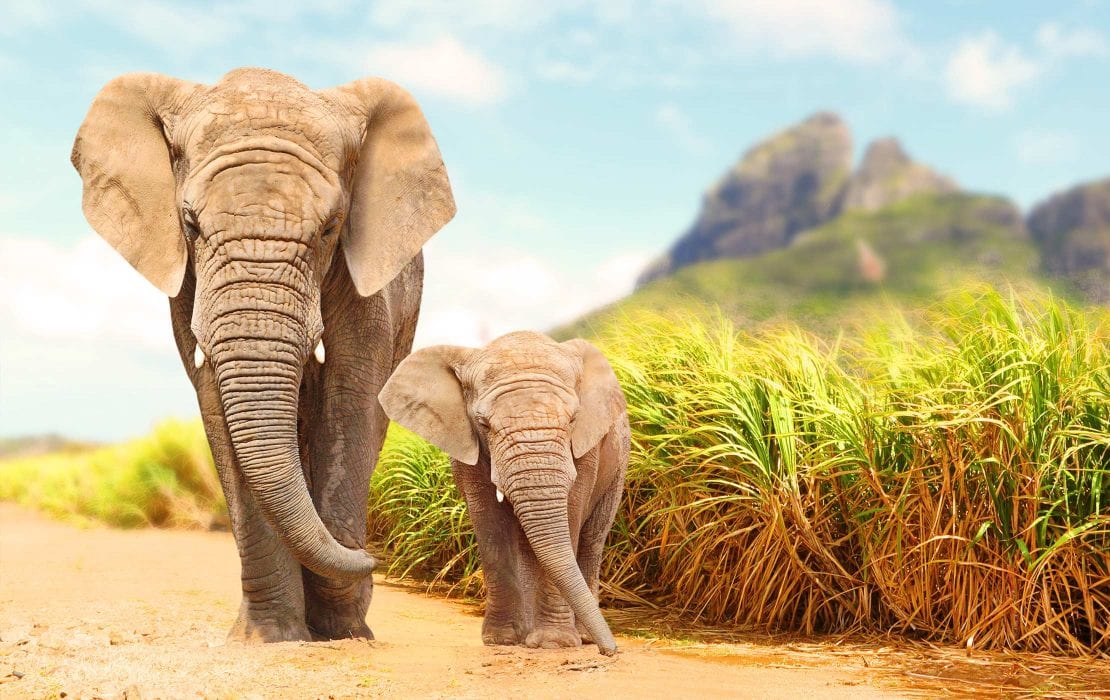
[{"left": 0, "top": 419, "right": 225, "bottom": 530}]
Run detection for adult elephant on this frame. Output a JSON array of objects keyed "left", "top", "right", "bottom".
[{"left": 71, "top": 68, "right": 455, "bottom": 642}]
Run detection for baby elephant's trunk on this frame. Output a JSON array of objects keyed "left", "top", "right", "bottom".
[{"left": 511, "top": 484, "right": 617, "bottom": 656}]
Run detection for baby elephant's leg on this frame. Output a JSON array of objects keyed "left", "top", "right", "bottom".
[
  {"left": 523, "top": 544, "right": 581, "bottom": 649},
  {"left": 574, "top": 481, "right": 622, "bottom": 643},
  {"left": 452, "top": 461, "right": 527, "bottom": 645}
]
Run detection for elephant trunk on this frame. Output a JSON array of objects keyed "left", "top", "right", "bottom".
[
  {"left": 212, "top": 339, "right": 375, "bottom": 583},
  {"left": 508, "top": 475, "right": 618, "bottom": 656}
]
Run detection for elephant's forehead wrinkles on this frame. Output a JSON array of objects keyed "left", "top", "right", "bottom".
[
  {"left": 196, "top": 171, "right": 336, "bottom": 228},
  {"left": 473, "top": 373, "right": 573, "bottom": 402},
  {"left": 185, "top": 143, "right": 342, "bottom": 212},
  {"left": 471, "top": 351, "right": 578, "bottom": 386},
  {"left": 184, "top": 89, "right": 348, "bottom": 173},
  {"left": 500, "top": 408, "right": 565, "bottom": 427},
  {"left": 479, "top": 383, "right": 578, "bottom": 432}
]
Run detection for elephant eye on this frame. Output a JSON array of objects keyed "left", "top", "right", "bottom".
[
  {"left": 182, "top": 208, "right": 200, "bottom": 241},
  {"left": 475, "top": 415, "right": 490, "bottom": 429},
  {"left": 322, "top": 216, "right": 341, "bottom": 239}
]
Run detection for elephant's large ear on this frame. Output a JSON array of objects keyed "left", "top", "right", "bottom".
[
  {"left": 379, "top": 345, "right": 478, "bottom": 464},
  {"left": 321, "top": 78, "right": 456, "bottom": 297},
  {"left": 71, "top": 73, "right": 199, "bottom": 296},
  {"left": 563, "top": 339, "right": 626, "bottom": 459}
]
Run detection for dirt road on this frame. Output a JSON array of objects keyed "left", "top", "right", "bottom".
[{"left": 0, "top": 505, "right": 916, "bottom": 698}]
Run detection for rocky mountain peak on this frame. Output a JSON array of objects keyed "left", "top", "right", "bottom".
[
  {"left": 638, "top": 111, "right": 852, "bottom": 286},
  {"left": 636, "top": 115, "right": 1107, "bottom": 305},
  {"left": 1028, "top": 178, "right": 1110, "bottom": 302},
  {"left": 843, "top": 137, "right": 958, "bottom": 213}
]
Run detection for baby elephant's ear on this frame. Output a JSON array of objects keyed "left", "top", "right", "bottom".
[
  {"left": 379, "top": 345, "right": 478, "bottom": 464},
  {"left": 563, "top": 339, "right": 626, "bottom": 459}
]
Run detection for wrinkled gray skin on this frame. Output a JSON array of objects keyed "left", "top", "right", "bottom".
[
  {"left": 379, "top": 332, "right": 630, "bottom": 656},
  {"left": 71, "top": 68, "right": 455, "bottom": 642}
]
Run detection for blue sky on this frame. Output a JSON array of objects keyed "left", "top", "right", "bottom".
[{"left": 1, "top": 0, "right": 1108, "bottom": 440}]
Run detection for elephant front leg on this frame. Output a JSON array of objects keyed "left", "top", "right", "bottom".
[
  {"left": 200, "top": 393, "right": 310, "bottom": 643},
  {"left": 172, "top": 281, "right": 309, "bottom": 643},
  {"left": 301, "top": 262, "right": 417, "bottom": 640},
  {"left": 452, "top": 459, "right": 529, "bottom": 645},
  {"left": 300, "top": 459, "right": 376, "bottom": 641},
  {"left": 300, "top": 396, "right": 380, "bottom": 641},
  {"left": 522, "top": 548, "right": 581, "bottom": 649},
  {"left": 574, "top": 481, "right": 622, "bottom": 644}
]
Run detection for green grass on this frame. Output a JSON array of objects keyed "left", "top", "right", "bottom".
[
  {"left": 0, "top": 418, "right": 225, "bottom": 529},
  {"left": 367, "top": 426, "right": 481, "bottom": 595},
  {"left": 2, "top": 287, "right": 1106, "bottom": 655}
]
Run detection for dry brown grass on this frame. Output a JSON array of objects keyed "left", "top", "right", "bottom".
[{"left": 596, "top": 290, "right": 1109, "bottom": 656}]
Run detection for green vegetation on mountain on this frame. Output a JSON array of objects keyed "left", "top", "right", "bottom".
[
  {"left": 559, "top": 192, "right": 1065, "bottom": 339},
  {"left": 1028, "top": 176, "right": 1110, "bottom": 303}
]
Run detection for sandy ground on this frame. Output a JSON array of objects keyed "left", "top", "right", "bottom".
[{"left": 0, "top": 504, "right": 1015, "bottom": 698}]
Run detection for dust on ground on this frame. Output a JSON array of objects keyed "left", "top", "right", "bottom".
[{"left": 0, "top": 505, "right": 1104, "bottom": 699}]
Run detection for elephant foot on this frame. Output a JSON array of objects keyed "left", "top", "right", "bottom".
[
  {"left": 306, "top": 608, "right": 374, "bottom": 641},
  {"left": 227, "top": 612, "right": 312, "bottom": 644},
  {"left": 304, "top": 575, "right": 373, "bottom": 640},
  {"left": 481, "top": 617, "right": 524, "bottom": 646},
  {"left": 525, "top": 625, "right": 582, "bottom": 649}
]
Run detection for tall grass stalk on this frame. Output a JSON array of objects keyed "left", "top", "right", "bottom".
[
  {"left": 368, "top": 426, "right": 482, "bottom": 596},
  {"left": 600, "top": 289, "right": 1108, "bottom": 655}
]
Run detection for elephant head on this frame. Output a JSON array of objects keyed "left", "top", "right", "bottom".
[
  {"left": 379, "top": 332, "right": 625, "bottom": 655},
  {"left": 71, "top": 68, "right": 455, "bottom": 582}
]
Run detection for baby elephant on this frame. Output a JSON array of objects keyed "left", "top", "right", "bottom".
[{"left": 379, "top": 331, "right": 629, "bottom": 656}]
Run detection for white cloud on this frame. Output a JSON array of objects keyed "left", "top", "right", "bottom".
[
  {"left": 944, "top": 24, "right": 1106, "bottom": 112},
  {"left": 1036, "top": 22, "right": 1109, "bottom": 60},
  {"left": 697, "top": 0, "right": 909, "bottom": 63},
  {"left": 418, "top": 237, "right": 652, "bottom": 348},
  {"left": 1015, "top": 129, "right": 1080, "bottom": 165},
  {"left": 0, "top": 235, "right": 196, "bottom": 440},
  {"left": 0, "top": 235, "right": 172, "bottom": 351},
  {"left": 588, "top": 251, "right": 656, "bottom": 308},
  {"left": 945, "top": 31, "right": 1041, "bottom": 111},
  {"left": 364, "top": 36, "right": 508, "bottom": 107},
  {"left": 655, "top": 103, "right": 709, "bottom": 154}
]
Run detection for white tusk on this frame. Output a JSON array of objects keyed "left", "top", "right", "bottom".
[
  {"left": 314, "top": 339, "right": 325, "bottom": 364},
  {"left": 193, "top": 344, "right": 205, "bottom": 369},
  {"left": 496, "top": 489, "right": 504, "bottom": 503}
]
